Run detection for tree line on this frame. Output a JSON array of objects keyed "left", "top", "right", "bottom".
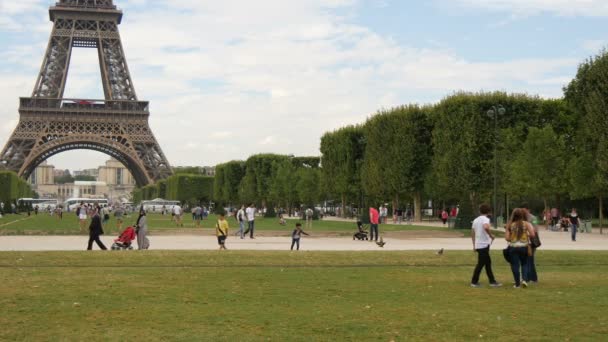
[{"left": 131, "top": 49, "right": 607, "bottom": 228}]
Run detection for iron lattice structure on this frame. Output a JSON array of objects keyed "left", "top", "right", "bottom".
[{"left": 0, "top": 0, "right": 172, "bottom": 185}]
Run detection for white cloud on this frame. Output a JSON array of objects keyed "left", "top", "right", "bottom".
[
  {"left": 0, "top": 0, "right": 580, "bottom": 171},
  {"left": 451, "top": 0, "right": 608, "bottom": 16}
]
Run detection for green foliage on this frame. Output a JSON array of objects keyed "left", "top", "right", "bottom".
[
  {"left": 296, "top": 167, "right": 320, "bottom": 206},
  {"left": 0, "top": 171, "right": 34, "bottom": 209},
  {"left": 319, "top": 125, "right": 365, "bottom": 213},
  {"left": 505, "top": 125, "right": 568, "bottom": 201},
  {"left": 214, "top": 161, "right": 245, "bottom": 205},
  {"left": 74, "top": 175, "right": 96, "bottom": 182},
  {"left": 361, "top": 105, "right": 433, "bottom": 205},
  {"left": 54, "top": 173, "right": 74, "bottom": 184},
  {"left": 239, "top": 154, "right": 290, "bottom": 205},
  {"left": 565, "top": 49, "right": 608, "bottom": 197},
  {"left": 166, "top": 174, "right": 214, "bottom": 205}
]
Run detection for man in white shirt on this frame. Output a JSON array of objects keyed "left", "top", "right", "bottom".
[
  {"left": 470, "top": 203, "right": 501, "bottom": 288},
  {"left": 173, "top": 204, "right": 183, "bottom": 227},
  {"left": 243, "top": 203, "right": 256, "bottom": 239}
]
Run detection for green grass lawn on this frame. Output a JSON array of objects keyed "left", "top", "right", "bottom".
[
  {"left": 0, "top": 213, "right": 459, "bottom": 235},
  {"left": 0, "top": 251, "right": 606, "bottom": 341}
]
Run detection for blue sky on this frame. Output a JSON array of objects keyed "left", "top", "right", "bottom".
[{"left": 0, "top": 0, "right": 606, "bottom": 170}]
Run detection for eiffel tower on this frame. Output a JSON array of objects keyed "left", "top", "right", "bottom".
[{"left": 0, "top": 0, "right": 172, "bottom": 186}]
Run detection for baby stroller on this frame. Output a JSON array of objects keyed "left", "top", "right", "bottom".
[
  {"left": 353, "top": 221, "right": 369, "bottom": 240},
  {"left": 111, "top": 226, "right": 136, "bottom": 250}
]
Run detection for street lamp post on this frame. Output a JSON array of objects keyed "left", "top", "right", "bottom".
[{"left": 487, "top": 105, "right": 506, "bottom": 228}]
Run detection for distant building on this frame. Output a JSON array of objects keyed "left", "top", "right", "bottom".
[
  {"left": 29, "top": 158, "right": 136, "bottom": 203},
  {"left": 28, "top": 161, "right": 55, "bottom": 185},
  {"left": 73, "top": 168, "right": 99, "bottom": 178}
]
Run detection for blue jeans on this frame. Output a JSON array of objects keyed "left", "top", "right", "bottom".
[
  {"left": 244, "top": 220, "right": 255, "bottom": 238},
  {"left": 525, "top": 248, "right": 538, "bottom": 282},
  {"left": 370, "top": 224, "right": 378, "bottom": 241},
  {"left": 509, "top": 246, "right": 529, "bottom": 286},
  {"left": 291, "top": 238, "right": 300, "bottom": 250},
  {"left": 238, "top": 221, "right": 245, "bottom": 238},
  {"left": 571, "top": 224, "right": 577, "bottom": 241}
]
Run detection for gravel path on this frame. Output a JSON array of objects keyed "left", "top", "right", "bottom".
[{"left": 0, "top": 229, "right": 606, "bottom": 251}]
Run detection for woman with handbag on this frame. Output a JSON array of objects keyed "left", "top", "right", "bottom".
[
  {"left": 505, "top": 208, "right": 536, "bottom": 288},
  {"left": 135, "top": 207, "right": 150, "bottom": 250}
]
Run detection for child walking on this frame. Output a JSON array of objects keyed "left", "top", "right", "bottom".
[
  {"left": 216, "top": 213, "right": 229, "bottom": 250},
  {"left": 290, "top": 223, "right": 309, "bottom": 251}
]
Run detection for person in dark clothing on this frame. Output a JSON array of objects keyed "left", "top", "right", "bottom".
[
  {"left": 87, "top": 207, "right": 107, "bottom": 250},
  {"left": 290, "top": 223, "right": 309, "bottom": 251},
  {"left": 569, "top": 208, "right": 580, "bottom": 242}
]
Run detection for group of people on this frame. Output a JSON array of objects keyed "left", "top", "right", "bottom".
[
  {"left": 544, "top": 208, "right": 582, "bottom": 241},
  {"left": 471, "top": 203, "right": 539, "bottom": 289},
  {"left": 440, "top": 206, "right": 459, "bottom": 225},
  {"left": 235, "top": 203, "right": 257, "bottom": 239},
  {"left": 80, "top": 203, "right": 149, "bottom": 251},
  {"left": 214, "top": 210, "right": 310, "bottom": 251}
]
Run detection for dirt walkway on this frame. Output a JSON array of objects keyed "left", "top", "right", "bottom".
[{"left": 0, "top": 230, "right": 605, "bottom": 251}]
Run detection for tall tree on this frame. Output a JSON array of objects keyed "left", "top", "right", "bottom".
[
  {"left": 361, "top": 105, "right": 433, "bottom": 221},
  {"left": 319, "top": 125, "right": 365, "bottom": 217},
  {"left": 564, "top": 49, "right": 608, "bottom": 232},
  {"left": 505, "top": 125, "right": 568, "bottom": 211}
]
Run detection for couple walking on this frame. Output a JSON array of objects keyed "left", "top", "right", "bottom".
[
  {"left": 236, "top": 204, "right": 256, "bottom": 239},
  {"left": 471, "top": 204, "right": 538, "bottom": 288}
]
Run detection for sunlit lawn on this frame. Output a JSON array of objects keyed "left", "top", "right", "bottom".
[{"left": 0, "top": 251, "right": 606, "bottom": 341}]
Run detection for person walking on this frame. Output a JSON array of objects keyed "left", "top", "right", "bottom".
[
  {"left": 114, "top": 206, "right": 124, "bottom": 232},
  {"left": 521, "top": 203, "right": 540, "bottom": 284},
  {"left": 135, "top": 207, "right": 150, "bottom": 250},
  {"left": 305, "top": 207, "right": 314, "bottom": 229},
  {"left": 505, "top": 208, "right": 536, "bottom": 288},
  {"left": 369, "top": 206, "right": 379, "bottom": 242},
  {"left": 244, "top": 203, "right": 256, "bottom": 239},
  {"left": 216, "top": 213, "right": 229, "bottom": 250},
  {"left": 78, "top": 203, "right": 87, "bottom": 233},
  {"left": 569, "top": 208, "right": 580, "bottom": 241},
  {"left": 87, "top": 207, "right": 107, "bottom": 250},
  {"left": 173, "top": 204, "right": 183, "bottom": 227},
  {"left": 290, "top": 223, "right": 309, "bottom": 250},
  {"left": 236, "top": 205, "right": 246, "bottom": 239},
  {"left": 441, "top": 209, "right": 449, "bottom": 225},
  {"left": 470, "top": 204, "right": 502, "bottom": 288}
]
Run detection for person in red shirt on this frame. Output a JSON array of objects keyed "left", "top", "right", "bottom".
[
  {"left": 450, "top": 207, "right": 458, "bottom": 217},
  {"left": 369, "top": 206, "right": 380, "bottom": 242}
]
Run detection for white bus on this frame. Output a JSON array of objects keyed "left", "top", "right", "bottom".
[
  {"left": 140, "top": 199, "right": 180, "bottom": 213},
  {"left": 64, "top": 198, "right": 109, "bottom": 211},
  {"left": 17, "top": 198, "right": 58, "bottom": 210}
]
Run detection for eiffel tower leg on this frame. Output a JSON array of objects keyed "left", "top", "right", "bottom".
[{"left": 32, "top": 30, "right": 74, "bottom": 98}]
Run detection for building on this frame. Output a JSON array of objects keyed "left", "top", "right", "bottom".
[
  {"left": 97, "top": 158, "right": 136, "bottom": 202},
  {"left": 98, "top": 158, "right": 136, "bottom": 186},
  {"left": 28, "top": 161, "right": 55, "bottom": 186},
  {"left": 73, "top": 168, "right": 98, "bottom": 178},
  {"left": 29, "top": 158, "right": 136, "bottom": 203}
]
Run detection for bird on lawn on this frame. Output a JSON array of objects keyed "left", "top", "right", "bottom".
[
  {"left": 436, "top": 248, "right": 444, "bottom": 255},
  {"left": 376, "top": 237, "right": 386, "bottom": 248}
]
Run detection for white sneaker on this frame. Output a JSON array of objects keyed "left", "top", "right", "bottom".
[
  {"left": 522, "top": 281, "right": 528, "bottom": 288},
  {"left": 490, "top": 282, "right": 503, "bottom": 287},
  {"left": 470, "top": 283, "right": 482, "bottom": 288}
]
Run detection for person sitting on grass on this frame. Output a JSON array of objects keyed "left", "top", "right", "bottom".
[
  {"left": 216, "top": 213, "right": 229, "bottom": 250},
  {"left": 291, "top": 223, "right": 309, "bottom": 251}
]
